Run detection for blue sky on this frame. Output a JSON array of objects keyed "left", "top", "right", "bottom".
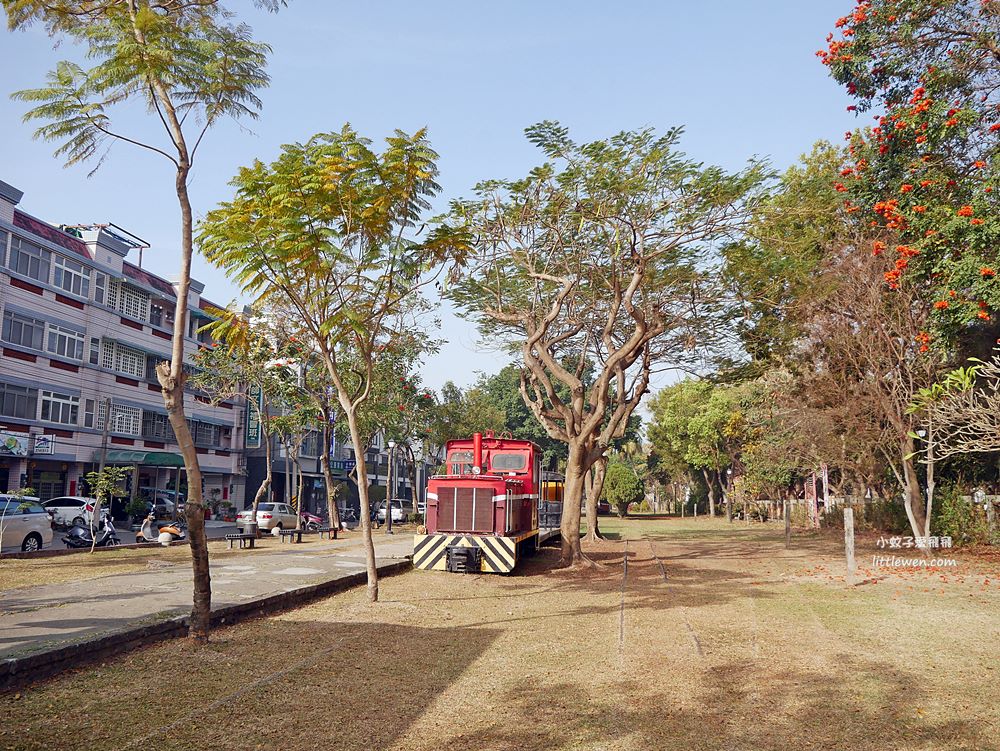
[{"left": 0, "top": 1, "right": 856, "bottom": 391}]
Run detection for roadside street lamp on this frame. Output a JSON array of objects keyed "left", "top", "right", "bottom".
[{"left": 386, "top": 441, "right": 396, "bottom": 534}]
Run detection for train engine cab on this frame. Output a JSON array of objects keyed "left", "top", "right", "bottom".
[{"left": 414, "top": 431, "right": 541, "bottom": 574}]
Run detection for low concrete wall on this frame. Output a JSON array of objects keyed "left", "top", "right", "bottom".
[{"left": 0, "top": 558, "right": 410, "bottom": 692}]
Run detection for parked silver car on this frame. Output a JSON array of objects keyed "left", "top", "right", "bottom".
[
  {"left": 0, "top": 496, "right": 54, "bottom": 553},
  {"left": 237, "top": 502, "right": 298, "bottom": 532}
]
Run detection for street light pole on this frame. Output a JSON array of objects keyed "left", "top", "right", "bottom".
[{"left": 386, "top": 440, "right": 395, "bottom": 534}]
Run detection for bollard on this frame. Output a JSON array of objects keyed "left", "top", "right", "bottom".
[{"left": 844, "top": 503, "right": 856, "bottom": 582}]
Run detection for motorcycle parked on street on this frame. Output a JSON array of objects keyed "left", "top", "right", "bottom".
[
  {"left": 299, "top": 511, "right": 324, "bottom": 532},
  {"left": 63, "top": 515, "right": 121, "bottom": 548},
  {"left": 135, "top": 514, "right": 187, "bottom": 545}
]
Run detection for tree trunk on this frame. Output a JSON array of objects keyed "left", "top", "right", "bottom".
[
  {"left": 251, "top": 428, "right": 273, "bottom": 534},
  {"left": 723, "top": 472, "right": 733, "bottom": 523},
  {"left": 702, "top": 468, "right": 716, "bottom": 518},
  {"left": 345, "top": 407, "right": 379, "bottom": 601},
  {"left": 558, "top": 441, "right": 593, "bottom": 568},
  {"left": 583, "top": 455, "right": 607, "bottom": 542},
  {"left": 900, "top": 439, "right": 929, "bottom": 547},
  {"left": 320, "top": 419, "right": 341, "bottom": 530},
  {"left": 157, "top": 165, "right": 209, "bottom": 644},
  {"left": 294, "top": 453, "right": 303, "bottom": 530}
]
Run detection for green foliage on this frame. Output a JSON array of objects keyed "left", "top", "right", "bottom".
[
  {"left": 368, "top": 485, "right": 387, "bottom": 506},
  {"left": 721, "top": 142, "right": 847, "bottom": 371},
  {"left": 126, "top": 498, "right": 149, "bottom": 519},
  {"left": 601, "top": 461, "right": 644, "bottom": 517},
  {"left": 85, "top": 466, "right": 129, "bottom": 506},
  {"left": 931, "top": 484, "right": 993, "bottom": 546},
  {"left": 9, "top": 1, "right": 273, "bottom": 173}
]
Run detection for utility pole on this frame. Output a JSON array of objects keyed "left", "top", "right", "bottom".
[
  {"left": 91, "top": 397, "right": 114, "bottom": 539},
  {"left": 98, "top": 397, "right": 112, "bottom": 474}
]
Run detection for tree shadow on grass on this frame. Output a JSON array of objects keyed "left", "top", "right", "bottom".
[
  {"left": 437, "top": 653, "right": 987, "bottom": 751},
  {"left": 1, "top": 619, "right": 501, "bottom": 751}
]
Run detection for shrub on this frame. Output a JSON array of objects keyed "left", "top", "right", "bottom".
[
  {"left": 126, "top": 498, "right": 149, "bottom": 519},
  {"left": 932, "top": 485, "right": 992, "bottom": 546}
]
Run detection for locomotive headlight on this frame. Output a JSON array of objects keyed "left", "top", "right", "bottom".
[{"left": 472, "top": 465, "right": 481, "bottom": 475}]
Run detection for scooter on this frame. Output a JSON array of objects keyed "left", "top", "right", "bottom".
[
  {"left": 300, "top": 511, "right": 323, "bottom": 532},
  {"left": 63, "top": 515, "right": 121, "bottom": 548},
  {"left": 135, "top": 514, "right": 187, "bottom": 545}
]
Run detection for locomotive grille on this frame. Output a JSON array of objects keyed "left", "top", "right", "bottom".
[{"left": 437, "top": 486, "right": 494, "bottom": 533}]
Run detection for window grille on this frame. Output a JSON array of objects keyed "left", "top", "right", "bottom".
[{"left": 97, "top": 401, "right": 141, "bottom": 435}]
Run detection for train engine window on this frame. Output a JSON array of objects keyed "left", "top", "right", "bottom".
[
  {"left": 490, "top": 452, "right": 527, "bottom": 472},
  {"left": 448, "top": 451, "right": 474, "bottom": 474}
]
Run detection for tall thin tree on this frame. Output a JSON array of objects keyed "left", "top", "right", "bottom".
[{"left": 6, "top": 0, "right": 280, "bottom": 640}]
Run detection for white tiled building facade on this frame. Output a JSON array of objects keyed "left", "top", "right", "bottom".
[{"left": 0, "top": 178, "right": 244, "bottom": 508}]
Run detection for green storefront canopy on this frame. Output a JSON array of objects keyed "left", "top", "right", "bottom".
[{"left": 98, "top": 450, "right": 185, "bottom": 467}]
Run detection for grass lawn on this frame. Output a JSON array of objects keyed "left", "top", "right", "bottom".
[{"left": 2, "top": 515, "right": 999, "bottom": 750}]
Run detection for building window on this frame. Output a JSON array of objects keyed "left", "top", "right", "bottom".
[
  {"left": 142, "top": 411, "right": 174, "bottom": 441},
  {"left": 187, "top": 419, "right": 217, "bottom": 447},
  {"left": 302, "top": 430, "right": 321, "bottom": 457},
  {"left": 46, "top": 324, "right": 85, "bottom": 361},
  {"left": 93, "top": 272, "right": 107, "bottom": 305},
  {"left": 149, "top": 303, "right": 164, "bottom": 327},
  {"left": 40, "top": 390, "right": 79, "bottom": 425},
  {"left": 84, "top": 399, "right": 95, "bottom": 428},
  {"left": 101, "top": 340, "right": 145, "bottom": 378},
  {"left": 2, "top": 310, "right": 45, "bottom": 350},
  {"left": 7, "top": 236, "right": 51, "bottom": 283},
  {"left": 0, "top": 382, "right": 38, "bottom": 420},
  {"left": 0, "top": 230, "right": 8, "bottom": 267},
  {"left": 118, "top": 283, "right": 150, "bottom": 322},
  {"left": 97, "top": 401, "right": 141, "bottom": 435},
  {"left": 89, "top": 338, "right": 100, "bottom": 365},
  {"left": 52, "top": 255, "right": 91, "bottom": 298}
]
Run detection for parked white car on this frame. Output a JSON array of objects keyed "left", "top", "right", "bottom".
[
  {"left": 236, "top": 502, "right": 298, "bottom": 532},
  {"left": 42, "top": 496, "right": 98, "bottom": 527},
  {"left": 376, "top": 499, "right": 407, "bottom": 524},
  {"left": 0, "top": 496, "right": 54, "bottom": 553}
]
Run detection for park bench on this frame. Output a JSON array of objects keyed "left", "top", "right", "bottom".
[
  {"left": 315, "top": 526, "right": 338, "bottom": 540},
  {"left": 278, "top": 528, "right": 303, "bottom": 543},
  {"left": 225, "top": 533, "right": 256, "bottom": 549}
]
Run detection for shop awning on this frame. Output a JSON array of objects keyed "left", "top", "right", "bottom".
[{"left": 97, "top": 450, "right": 185, "bottom": 467}]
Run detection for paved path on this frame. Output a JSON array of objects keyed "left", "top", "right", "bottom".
[{"left": 0, "top": 533, "right": 412, "bottom": 660}]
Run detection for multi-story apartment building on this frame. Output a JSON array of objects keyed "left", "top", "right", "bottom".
[{"left": 0, "top": 177, "right": 244, "bottom": 510}]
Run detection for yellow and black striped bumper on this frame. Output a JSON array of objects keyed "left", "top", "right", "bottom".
[{"left": 413, "top": 533, "right": 523, "bottom": 573}]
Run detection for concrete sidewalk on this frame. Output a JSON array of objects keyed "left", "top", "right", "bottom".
[{"left": 0, "top": 533, "right": 413, "bottom": 684}]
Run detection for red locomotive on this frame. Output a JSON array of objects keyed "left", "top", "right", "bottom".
[{"left": 413, "top": 431, "right": 562, "bottom": 574}]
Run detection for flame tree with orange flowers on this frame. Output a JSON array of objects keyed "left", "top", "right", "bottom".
[
  {"left": 819, "top": 0, "right": 1000, "bottom": 342},
  {"left": 815, "top": 0, "right": 1000, "bottom": 542}
]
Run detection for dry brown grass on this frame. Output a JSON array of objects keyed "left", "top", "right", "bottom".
[
  {"left": 2, "top": 516, "right": 999, "bottom": 751},
  {"left": 0, "top": 534, "right": 355, "bottom": 593}
]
